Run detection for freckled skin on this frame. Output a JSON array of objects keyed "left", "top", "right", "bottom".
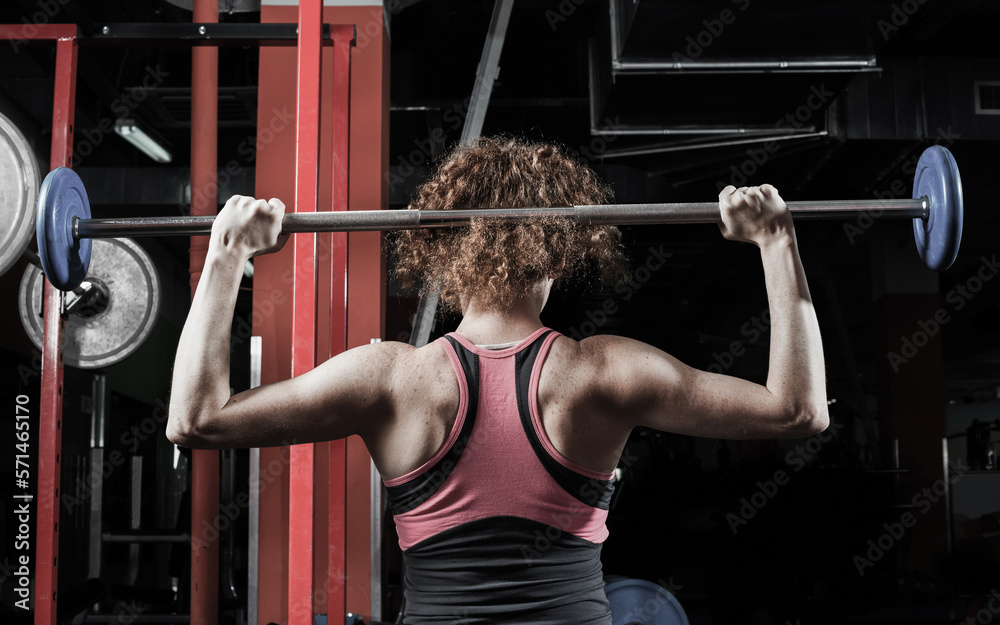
[{"left": 167, "top": 186, "right": 830, "bottom": 480}]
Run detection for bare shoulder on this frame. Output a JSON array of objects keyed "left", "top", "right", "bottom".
[
  {"left": 305, "top": 339, "right": 456, "bottom": 421},
  {"left": 543, "top": 333, "right": 686, "bottom": 412},
  {"left": 375, "top": 340, "right": 458, "bottom": 420},
  {"left": 342, "top": 339, "right": 454, "bottom": 394},
  {"left": 391, "top": 339, "right": 456, "bottom": 393},
  {"left": 352, "top": 339, "right": 460, "bottom": 479},
  {"left": 548, "top": 333, "right": 672, "bottom": 374}
]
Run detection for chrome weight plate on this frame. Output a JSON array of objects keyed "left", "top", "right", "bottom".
[
  {"left": 0, "top": 112, "right": 40, "bottom": 277},
  {"left": 19, "top": 238, "right": 161, "bottom": 369}
]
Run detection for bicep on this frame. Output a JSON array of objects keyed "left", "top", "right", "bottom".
[
  {"left": 595, "top": 337, "right": 806, "bottom": 440},
  {"left": 183, "top": 342, "right": 400, "bottom": 449}
]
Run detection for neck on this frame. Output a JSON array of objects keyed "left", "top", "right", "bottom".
[{"left": 455, "top": 293, "right": 545, "bottom": 345}]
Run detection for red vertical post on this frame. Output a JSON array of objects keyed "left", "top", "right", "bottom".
[
  {"left": 289, "top": 1, "right": 322, "bottom": 624},
  {"left": 327, "top": 25, "right": 354, "bottom": 622},
  {"left": 190, "top": 1, "right": 220, "bottom": 624},
  {"left": 36, "top": 35, "right": 77, "bottom": 625}
]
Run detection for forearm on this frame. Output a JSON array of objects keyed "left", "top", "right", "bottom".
[
  {"left": 759, "top": 232, "right": 828, "bottom": 428},
  {"left": 167, "top": 245, "right": 247, "bottom": 443}
]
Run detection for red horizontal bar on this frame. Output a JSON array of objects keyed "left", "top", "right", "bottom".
[{"left": 0, "top": 24, "right": 77, "bottom": 40}]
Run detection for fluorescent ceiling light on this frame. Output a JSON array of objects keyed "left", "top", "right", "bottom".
[{"left": 114, "top": 119, "right": 172, "bottom": 164}]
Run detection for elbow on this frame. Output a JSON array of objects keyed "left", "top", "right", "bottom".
[
  {"left": 789, "top": 403, "right": 830, "bottom": 437},
  {"left": 165, "top": 414, "right": 194, "bottom": 447},
  {"left": 166, "top": 409, "right": 214, "bottom": 448}
]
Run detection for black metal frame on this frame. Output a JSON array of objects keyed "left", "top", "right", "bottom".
[{"left": 84, "top": 23, "right": 347, "bottom": 46}]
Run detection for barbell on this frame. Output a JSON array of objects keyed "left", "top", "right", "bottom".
[{"left": 36, "top": 145, "right": 964, "bottom": 292}]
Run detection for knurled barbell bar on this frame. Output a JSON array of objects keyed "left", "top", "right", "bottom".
[{"left": 36, "top": 145, "right": 964, "bottom": 292}]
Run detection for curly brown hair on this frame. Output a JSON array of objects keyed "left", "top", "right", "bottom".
[{"left": 392, "top": 136, "right": 627, "bottom": 313}]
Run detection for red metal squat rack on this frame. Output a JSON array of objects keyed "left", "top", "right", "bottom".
[{"left": 0, "top": 3, "right": 354, "bottom": 623}]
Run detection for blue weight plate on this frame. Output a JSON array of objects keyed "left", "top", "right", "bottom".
[
  {"left": 36, "top": 167, "right": 92, "bottom": 290},
  {"left": 605, "top": 578, "right": 689, "bottom": 625},
  {"left": 912, "top": 146, "right": 963, "bottom": 271}
]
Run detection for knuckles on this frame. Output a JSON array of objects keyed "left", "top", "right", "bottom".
[
  {"left": 211, "top": 195, "right": 287, "bottom": 256},
  {"left": 224, "top": 195, "right": 283, "bottom": 225},
  {"left": 718, "top": 184, "right": 789, "bottom": 241}
]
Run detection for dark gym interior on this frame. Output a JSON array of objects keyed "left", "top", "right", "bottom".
[{"left": 1, "top": 1, "right": 998, "bottom": 624}]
